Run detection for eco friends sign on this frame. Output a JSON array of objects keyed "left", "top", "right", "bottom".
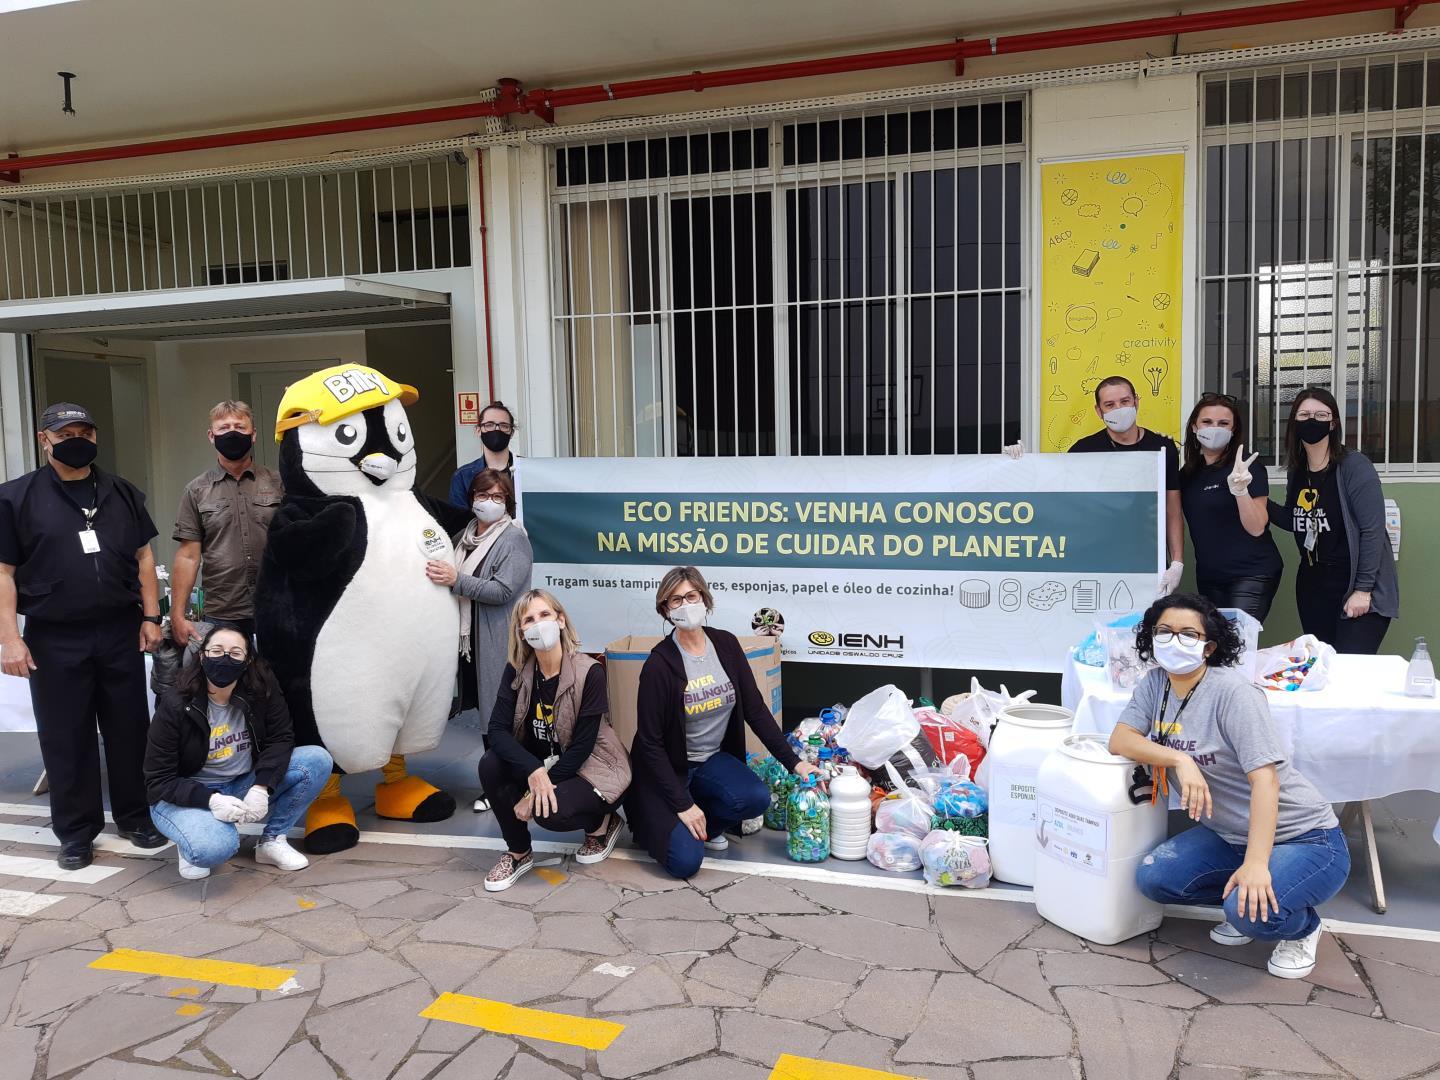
[{"left": 518, "top": 454, "right": 1163, "bottom": 672}]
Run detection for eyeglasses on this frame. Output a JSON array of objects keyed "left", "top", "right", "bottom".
[
  {"left": 1200, "top": 392, "right": 1239, "bottom": 405},
  {"left": 479, "top": 421, "right": 514, "bottom": 434},
  {"left": 473, "top": 493, "right": 506, "bottom": 504},
  {"left": 1152, "top": 628, "right": 1206, "bottom": 646},
  {"left": 665, "top": 590, "right": 703, "bottom": 610},
  {"left": 203, "top": 645, "right": 249, "bottom": 661},
  {"left": 1294, "top": 410, "right": 1333, "bottom": 422}
]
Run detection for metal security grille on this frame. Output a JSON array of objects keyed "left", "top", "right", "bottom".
[
  {"left": 1202, "top": 52, "right": 1440, "bottom": 470},
  {"left": 0, "top": 154, "right": 470, "bottom": 303},
  {"left": 548, "top": 96, "right": 1025, "bottom": 457}
]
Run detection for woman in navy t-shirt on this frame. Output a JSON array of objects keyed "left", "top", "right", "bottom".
[{"left": 1179, "top": 393, "right": 1283, "bottom": 622}]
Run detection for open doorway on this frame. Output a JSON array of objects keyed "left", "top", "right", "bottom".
[{"left": 32, "top": 348, "right": 153, "bottom": 495}]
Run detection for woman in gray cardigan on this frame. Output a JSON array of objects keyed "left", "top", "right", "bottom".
[
  {"left": 425, "top": 467, "right": 533, "bottom": 808},
  {"left": 1271, "top": 387, "right": 1397, "bottom": 653}
]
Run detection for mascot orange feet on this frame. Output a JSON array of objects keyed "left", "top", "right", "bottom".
[
  {"left": 374, "top": 754, "right": 456, "bottom": 823},
  {"left": 304, "top": 773, "right": 359, "bottom": 855}
]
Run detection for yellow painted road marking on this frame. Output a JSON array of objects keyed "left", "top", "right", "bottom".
[
  {"left": 90, "top": 949, "right": 296, "bottom": 991},
  {"left": 421, "top": 993, "right": 624, "bottom": 1051},
  {"left": 174, "top": 1004, "right": 206, "bottom": 1017},
  {"left": 770, "top": 1054, "right": 922, "bottom": 1080},
  {"left": 166, "top": 986, "right": 202, "bottom": 998},
  {"left": 534, "top": 867, "right": 566, "bottom": 886}
]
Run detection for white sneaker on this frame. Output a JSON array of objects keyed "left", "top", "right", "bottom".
[
  {"left": 254, "top": 836, "right": 309, "bottom": 872},
  {"left": 1268, "top": 927, "right": 1322, "bottom": 980},
  {"left": 177, "top": 852, "right": 210, "bottom": 880},
  {"left": 703, "top": 834, "right": 730, "bottom": 852},
  {"left": 1210, "top": 921, "right": 1253, "bottom": 946}
]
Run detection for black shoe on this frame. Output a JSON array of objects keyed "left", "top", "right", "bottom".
[
  {"left": 117, "top": 825, "right": 167, "bottom": 849},
  {"left": 57, "top": 842, "right": 93, "bottom": 871}
]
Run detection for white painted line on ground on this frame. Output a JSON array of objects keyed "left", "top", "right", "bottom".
[
  {"left": 0, "top": 821, "right": 171, "bottom": 857},
  {"left": 0, "top": 851, "right": 122, "bottom": 883},
  {"left": 0, "top": 887, "right": 64, "bottom": 916}
]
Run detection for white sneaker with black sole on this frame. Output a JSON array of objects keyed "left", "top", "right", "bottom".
[
  {"left": 703, "top": 834, "right": 730, "bottom": 852},
  {"left": 1267, "top": 926, "right": 1322, "bottom": 980},
  {"left": 1210, "top": 921, "right": 1253, "bottom": 946}
]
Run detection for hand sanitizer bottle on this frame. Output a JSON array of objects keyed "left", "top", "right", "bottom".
[{"left": 1405, "top": 637, "right": 1436, "bottom": 698}]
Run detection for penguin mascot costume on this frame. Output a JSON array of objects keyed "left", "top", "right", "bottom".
[{"left": 256, "top": 364, "right": 472, "bottom": 854}]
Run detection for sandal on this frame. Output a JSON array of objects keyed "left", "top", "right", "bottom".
[
  {"left": 484, "top": 851, "right": 533, "bottom": 892},
  {"left": 575, "top": 815, "right": 623, "bottom": 865}
]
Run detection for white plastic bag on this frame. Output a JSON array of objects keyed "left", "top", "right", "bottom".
[
  {"left": 1253, "top": 634, "right": 1336, "bottom": 693},
  {"left": 867, "top": 830, "right": 923, "bottom": 872},
  {"left": 920, "top": 831, "right": 992, "bottom": 888},
  {"left": 941, "top": 678, "right": 1036, "bottom": 750},
  {"left": 836, "top": 685, "right": 917, "bottom": 768},
  {"left": 874, "top": 766, "right": 935, "bottom": 839}
]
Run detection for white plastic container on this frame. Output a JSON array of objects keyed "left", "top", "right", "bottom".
[
  {"left": 977, "top": 703, "right": 1073, "bottom": 886},
  {"left": 1033, "top": 733, "right": 1169, "bottom": 945},
  {"left": 828, "top": 766, "right": 873, "bottom": 860}
]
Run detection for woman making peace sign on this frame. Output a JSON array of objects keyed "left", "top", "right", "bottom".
[{"left": 1178, "top": 393, "right": 1283, "bottom": 622}]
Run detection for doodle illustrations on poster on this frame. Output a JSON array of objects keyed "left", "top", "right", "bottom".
[{"left": 1039, "top": 153, "right": 1185, "bottom": 450}]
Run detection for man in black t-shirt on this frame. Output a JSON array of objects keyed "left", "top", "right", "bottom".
[
  {"left": 1067, "top": 376, "right": 1184, "bottom": 595},
  {"left": 0, "top": 403, "right": 168, "bottom": 869}
]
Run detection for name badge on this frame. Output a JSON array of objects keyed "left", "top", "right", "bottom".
[
  {"left": 416, "top": 526, "right": 450, "bottom": 559},
  {"left": 544, "top": 753, "right": 560, "bottom": 770},
  {"left": 79, "top": 530, "right": 101, "bottom": 554}
]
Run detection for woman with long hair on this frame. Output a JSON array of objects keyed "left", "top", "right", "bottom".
[
  {"left": 1272, "top": 387, "right": 1397, "bottom": 652},
  {"left": 476, "top": 589, "right": 631, "bottom": 891},
  {"left": 144, "top": 626, "right": 332, "bottom": 879},
  {"left": 1178, "top": 392, "right": 1283, "bottom": 621},
  {"left": 1110, "top": 593, "right": 1347, "bottom": 981}
]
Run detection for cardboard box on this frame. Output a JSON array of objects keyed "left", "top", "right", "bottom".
[{"left": 604, "top": 635, "right": 783, "bottom": 756}]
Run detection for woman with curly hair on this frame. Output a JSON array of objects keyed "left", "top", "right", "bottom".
[{"left": 1108, "top": 593, "right": 1348, "bottom": 981}]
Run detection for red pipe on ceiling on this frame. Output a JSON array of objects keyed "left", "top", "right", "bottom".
[{"left": 1, "top": 0, "right": 1432, "bottom": 176}]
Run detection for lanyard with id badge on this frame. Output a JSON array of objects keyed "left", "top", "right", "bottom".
[
  {"left": 1147, "top": 672, "right": 1206, "bottom": 806},
  {"left": 534, "top": 679, "right": 561, "bottom": 770},
  {"left": 75, "top": 479, "right": 101, "bottom": 554}
]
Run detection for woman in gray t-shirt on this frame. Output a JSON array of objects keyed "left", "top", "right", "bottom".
[{"left": 1110, "top": 592, "right": 1349, "bottom": 982}]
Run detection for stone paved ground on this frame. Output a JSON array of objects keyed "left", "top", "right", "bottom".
[{"left": 1, "top": 826, "right": 1439, "bottom": 1080}]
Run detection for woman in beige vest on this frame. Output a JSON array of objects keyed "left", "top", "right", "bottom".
[{"left": 477, "top": 589, "right": 631, "bottom": 891}]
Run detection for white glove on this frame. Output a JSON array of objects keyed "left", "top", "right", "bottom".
[
  {"left": 1158, "top": 560, "right": 1184, "bottom": 598},
  {"left": 240, "top": 785, "right": 270, "bottom": 824},
  {"left": 1227, "top": 443, "right": 1260, "bottom": 497},
  {"left": 1002, "top": 441, "right": 1024, "bottom": 460},
  {"left": 209, "top": 793, "right": 248, "bottom": 823}
]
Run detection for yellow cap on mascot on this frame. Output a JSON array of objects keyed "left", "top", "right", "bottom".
[{"left": 274, "top": 364, "right": 419, "bottom": 442}]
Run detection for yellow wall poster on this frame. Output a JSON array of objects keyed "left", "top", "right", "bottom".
[{"left": 1038, "top": 152, "right": 1184, "bottom": 452}]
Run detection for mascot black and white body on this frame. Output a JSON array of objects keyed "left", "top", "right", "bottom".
[{"left": 256, "top": 364, "right": 470, "bottom": 853}]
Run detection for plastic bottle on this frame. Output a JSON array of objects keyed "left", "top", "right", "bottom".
[
  {"left": 829, "top": 765, "right": 873, "bottom": 860},
  {"left": 805, "top": 734, "right": 824, "bottom": 765},
  {"left": 1406, "top": 637, "right": 1437, "bottom": 698},
  {"left": 765, "top": 769, "right": 794, "bottom": 831},
  {"left": 817, "top": 746, "right": 835, "bottom": 780},
  {"left": 786, "top": 774, "right": 831, "bottom": 862}
]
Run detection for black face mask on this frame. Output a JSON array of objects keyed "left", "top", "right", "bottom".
[
  {"left": 481, "top": 430, "right": 512, "bottom": 453},
  {"left": 49, "top": 436, "right": 97, "bottom": 469},
  {"left": 1295, "top": 418, "right": 1332, "bottom": 446},
  {"left": 213, "top": 430, "right": 254, "bottom": 462},
  {"left": 202, "top": 654, "right": 247, "bottom": 688}
]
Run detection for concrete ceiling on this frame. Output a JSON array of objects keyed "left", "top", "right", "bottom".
[{"left": 1, "top": 0, "right": 1279, "bottom": 153}]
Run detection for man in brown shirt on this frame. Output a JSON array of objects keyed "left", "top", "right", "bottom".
[{"left": 171, "top": 401, "right": 283, "bottom": 644}]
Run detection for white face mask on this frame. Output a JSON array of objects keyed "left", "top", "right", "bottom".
[
  {"left": 1102, "top": 406, "right": 1138, "bottom": 434},
  {"left": 1195, "top": 427, "right": 1233, "bottom": 451},
  {"left": 1153, "top": 637, "right": 1208, "bottom": 675},
  {"left": 473, "top": 499, "right": 507, "bottom": 523},
  {"left": 523, "top": 619, "right": 562, "bottom": 651},
  {"left": 670, "top": 602, "right": 708, "bottom": 631}
]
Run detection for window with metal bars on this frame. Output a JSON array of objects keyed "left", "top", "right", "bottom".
[
  {"left": 0, "top": 155, "right": 470, "bottom": 303},
  {"left": 548, "top": 96, "right": 1025, "bottom": 458},
  {"left": 1202, "top": 53, "right": 1440, "bottom": 471}
]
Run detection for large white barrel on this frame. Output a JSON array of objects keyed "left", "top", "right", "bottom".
[
  {"left": 980, "top": 703, "right": 1073, "bottom": 886},
  {"left": 1034, "top": 733, "right": 1170, "bottom": 945}
]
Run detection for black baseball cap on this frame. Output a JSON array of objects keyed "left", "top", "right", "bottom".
[{"left": 39, "top": 403, "right": 96, "bottom": 432}]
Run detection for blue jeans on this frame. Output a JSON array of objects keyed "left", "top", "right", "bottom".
[
  {"left": 662, "top": 751, "right": 772, "bottom": 880},
  {"left": 150, "top": 745, "right": 332, "bottom": 869},
  {"left": 1136, "top": 824, "right": 1350, "bottom": 941}
]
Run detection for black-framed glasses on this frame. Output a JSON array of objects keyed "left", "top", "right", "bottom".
[
  {"left": 203, "top": 645, "right": 249, "bottom": 661},
  {"left": 1153, "top": 628, "right": 1205, "bottom": 646},
  {"left": 665, "top": 590, "right": 703, "bottom": 610},
  {"left": 479, "top": 421, "right": 514, "bottom": 434},
  {"left": 473, "top": 492, "right": 506, "bottom": 504}
]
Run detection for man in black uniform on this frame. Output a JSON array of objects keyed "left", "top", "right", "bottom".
[
  {"left": 0, "top": 403, "right": 167, "bottom": 869},
  {"left": 1068, "top": 375, "right": 1185, "bottom": 596}
]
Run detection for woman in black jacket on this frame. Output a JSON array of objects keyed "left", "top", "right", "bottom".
[
  {"left": 624, "top": 566, "right": 819, "bottom": 879},
  {"left": 144, "top": 626, "right": 332, "bottom": 879}
]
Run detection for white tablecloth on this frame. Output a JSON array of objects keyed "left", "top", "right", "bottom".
[
  {"left": 0, "top": 655, "right": 156, "bottom": 732},
  {"left": 1062, "top": 652, "right": 1440, "bottom": 806}
]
